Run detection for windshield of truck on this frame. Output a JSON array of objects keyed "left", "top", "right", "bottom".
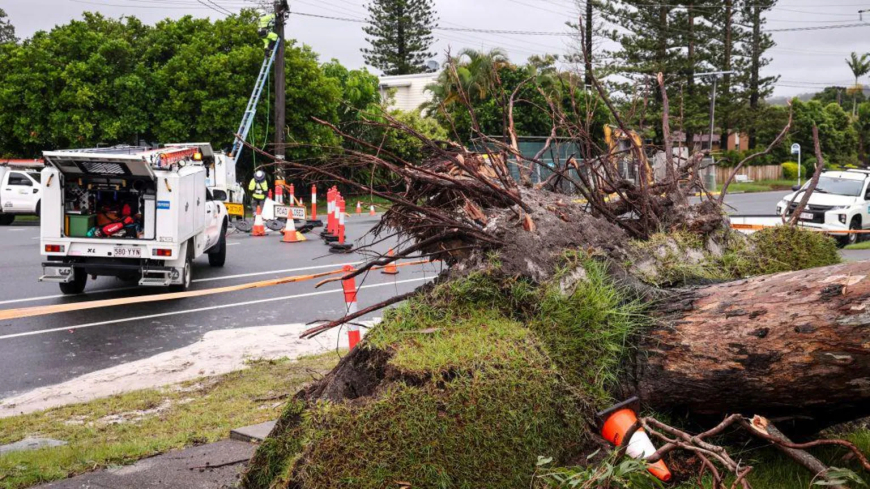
[{"left": 801, "top": 176, "right": 864, "bottom": 197}]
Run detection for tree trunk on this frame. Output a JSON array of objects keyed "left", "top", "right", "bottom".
[
  {"left": 748, "top": 6, "right": 761, "bottom": 149},
  {"left": 584, "top": 0, "right": 593, "bottom": 88},
  {"left": 637, "top": 261, "right": 870, "bottom": 429}
]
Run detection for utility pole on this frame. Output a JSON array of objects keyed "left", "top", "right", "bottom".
[{"left": 274, "top": 0, "right": 288, "bottom": 165}]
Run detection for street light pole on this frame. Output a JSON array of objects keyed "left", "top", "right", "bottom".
[{"left": 695, "top": 71, "right": 736, "bottom": 153}]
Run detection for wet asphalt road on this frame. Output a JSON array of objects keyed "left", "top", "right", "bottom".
[{"left": 0, "top": 216, "right": 441, "bottom": 399}]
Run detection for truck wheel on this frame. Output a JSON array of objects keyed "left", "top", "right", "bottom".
[
  {"left": 840, "top": 218, "right": 861, "bottom": 248},
  {"left": 59, "top": 271, "right": 87, "bottom": 295},
  {"left": 169, "top": 244, "right": 193, "bottom": 293},
  {"left": 0, "top": 215, "right": 14, "bottom": 226},
  {"left": 208, "top": 223, "right": 227, "bottom": 267}
]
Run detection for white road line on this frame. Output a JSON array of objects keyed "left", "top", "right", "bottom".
[
  {"left": 226, "top": 242, "right": 241, "bottom": 247},
  {"left": 0, "top": 286, "right": 141, "bottom": 306},
  {"left": 0, "top": 277, "right": 432, "bottom": 340},
  {"left": 191, "top": 261, "right": 365, "bottom": 283}
]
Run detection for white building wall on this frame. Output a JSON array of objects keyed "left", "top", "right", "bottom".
[{"left": 379, "top": 73, "right": 438, "bottom": 113}]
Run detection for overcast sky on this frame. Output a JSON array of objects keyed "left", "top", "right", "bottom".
[{"left": 4, "top": 0, "right": 870, "bottom": 98}]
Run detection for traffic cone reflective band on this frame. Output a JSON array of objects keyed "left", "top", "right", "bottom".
[
  {"left": 275, "top": 180, "right": 284, "bottom": 205},
  {"left": 601, "top": 409, "right": 672, "bottom": 482},
  {"left": 382, "top": 249, "right": 399, "bottom": 275},
  {"left": 311, "top": 185, "right": 317, "bottom": 220},
  {"left": 342, "top": 265, "right": 360, "bottom": 349},
  {"left": 251, "top": 205, "right": 266, "bottom": 237},
  {"left": 282, "top": 215, "right": 306, "bottom": 243},
  {"left": 356, "top": 201, "right": 362, "bottom": 215},
  {"left": 369, "top": 205, "right": 376, "bottom": 216},
  {"left": 338, "top": 199, "right": 347, "bottom": 244}
]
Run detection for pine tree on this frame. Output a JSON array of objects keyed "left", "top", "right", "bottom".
[
  {"left": 738, "top": 0, "right": 777, "bottom": 148},
  {"left": 0, "top": 8, "right": 16, "bottom": 44},
  {"left": 599, "top": 1, "right": 718, "bottom": 149},
  {"left": 362, "top": 0, "right": 438, "bottom": 75}
]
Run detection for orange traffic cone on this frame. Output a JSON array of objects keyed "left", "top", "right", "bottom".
[
  {"left": 251, "top": 205, "right": 266, "bottom": 237},
  {"left": 356, "top": 201, "right": 362, "bottom": 215},
  {"left": 281, "top": 216, "right": 306, "bottom": 243},
  {"left": 601, "top": 408, "right": 672, "bottom": 482},
  {"left": 369, "top": 205, "right": 376, "bottom": 216},
  {"left": 382, "top": 249, "right": 399, "bottom": 275}
]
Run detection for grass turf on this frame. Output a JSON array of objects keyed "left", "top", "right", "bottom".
[
  {"left": 724, "top": 179, "right": 796, "bottom": 193},
  {"left": 0, "top": 354, "right": 338, "bottom": 489}
]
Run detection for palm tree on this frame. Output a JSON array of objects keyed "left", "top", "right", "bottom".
[
  {"left": 846, "top": 52, "right": 870, "bottom": 116},
  {"left": 421, "top": 48, "right": 510, "bottom": 115}
]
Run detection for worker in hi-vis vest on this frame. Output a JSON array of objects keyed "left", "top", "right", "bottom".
[
  {"left": 248, "top": 170, "right": 269, "bottom": 217},
  {"left": 259, "top": 12, "right": 278, "bottom": 56}
]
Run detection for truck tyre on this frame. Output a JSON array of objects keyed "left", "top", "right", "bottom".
[
  {"left": 208, "top": 222, "right": 227, "bottom": 267},
  {"left": 59, "top": 271, "right": 87, "bottom": 295},
  {"left": 0, "top": 214, "right": 14, "bottom": 225},
  {"left": 169, "top": 244, "right": 193, "bottom": 293},
  {"left": 840, "top": 218, "right": 861, "bottom": 248}
]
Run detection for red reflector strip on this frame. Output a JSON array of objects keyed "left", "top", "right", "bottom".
[
  {"left": 153, "top": 249, "right": 172, "bottom": 257},
  {"left": 45, "top": 245, "right": 64, "bottom": 253}
]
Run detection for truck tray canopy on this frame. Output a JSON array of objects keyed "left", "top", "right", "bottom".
[{"left": 43, "top": 145, "right": 202, "bottom": 179}]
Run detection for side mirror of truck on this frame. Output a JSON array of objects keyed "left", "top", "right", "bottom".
[
  {"left": 212, "top": 189, "right": 228, "bottom": 202},
  {"left": 792, "top": 185, "right": 801, "bottom": 191}
]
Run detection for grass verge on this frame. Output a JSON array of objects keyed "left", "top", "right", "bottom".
[
  {"left": 0, "top": 353, "right": 338, "bottom": 489},
  {"left": 725, "top": 179, "right": 795, "bottom": 193},
  {"left": 844, "top": 240, "right": 870, "bottom": 250}
]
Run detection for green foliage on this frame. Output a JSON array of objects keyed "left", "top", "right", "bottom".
[
  {"left": 425, "top": 50, "right": 609, "bottom": 147},
  {"left": 0, "top": 8, "right": 15, "bottom": 44},
  {"left": 782, "top": 162, "right": 799, "bottom": 180},
  {"left": 536, "top": 452, "right": 664, "bottom": 489},
  {"left": 532, "top": 255, "right": 648, "bottom": 404},
  {"left": 361, "top": 0, "right": 437, "bottom": 75},
  {"left": 789, "top": 99, "right": 859, "bottom": 167},
  {"left": 739, "top": 226, "right": 841, "bottom": 275},
  {"left": 0, "top": 12, "right": 378, "bottom": 169},
  {"left": 380, "top": 109, "right": 448, "bottom": 164}
]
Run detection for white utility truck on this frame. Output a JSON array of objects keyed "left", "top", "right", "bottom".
[
  {"left": 777, "top": 169, "right": 870, "bottom": 247},
  {"left": 39, "top": 144, "right": 229, "bottom": 294},
  {"left": 0, "top": 160, "right": 44, "bottom": 225}
]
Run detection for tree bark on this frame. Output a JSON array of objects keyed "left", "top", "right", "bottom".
[{"left": 637, "top": 261, "right": 870, "bottom": 429}]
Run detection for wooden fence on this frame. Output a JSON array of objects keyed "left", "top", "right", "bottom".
[{"left": 716, "top": 165, "right": 782, "bottom": 184}]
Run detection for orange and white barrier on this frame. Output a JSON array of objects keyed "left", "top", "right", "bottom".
[
  {"left": 311, "top": 184, "right": 318, "bottom": 221},
  {"left": 275, "top": 180, "right": 284, "bottom": 205},
  {"left": 341, "top": 264, "right": 360, "bottom": 349},
  {"left": 601, "top": 408, "right": 672, "bottom": 482},
  {"left": 251, "top": 205, "right": 266, "bottom": 237}
]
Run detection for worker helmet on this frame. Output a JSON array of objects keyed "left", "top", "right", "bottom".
[{"left": 255, "top": 170, "right": 266, "bottom": 182}]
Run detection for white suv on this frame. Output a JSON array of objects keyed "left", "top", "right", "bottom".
[{"left": 777, "top": 170, "right": 870, "bottom": 246}]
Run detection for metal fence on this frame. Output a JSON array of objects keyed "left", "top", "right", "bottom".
[{"left": 472, "top": 138, "right": 587, "bottom": 193}]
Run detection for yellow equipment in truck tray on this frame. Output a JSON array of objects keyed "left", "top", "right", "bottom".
[{"left": 225, "top": 202, "right": 244, "bottom": 217}]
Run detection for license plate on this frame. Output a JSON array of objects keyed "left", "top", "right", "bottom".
[
  {"left": 113, "top": 246, "right": 141, "bottom": 258},
  {"left": 800, "top": 212, "right": 814, "bottom": 221},
  {"left": 225, "top": 202, "right": 244, "bottom": 217}
]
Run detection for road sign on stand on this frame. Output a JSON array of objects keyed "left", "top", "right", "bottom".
[{"left": 273, "top": 205, "right": 306, "bottom": 220}]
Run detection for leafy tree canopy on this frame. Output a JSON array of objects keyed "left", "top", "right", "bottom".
[{"left": 0, "top": 11, "right": 379, "bottom": 165}]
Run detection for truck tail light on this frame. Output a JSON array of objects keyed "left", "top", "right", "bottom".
[
  {"left": 153, "top": 249, "right": 172, "bottom": 257},
  {"left": 45, "top": 245, "right": 64, "bottom": 253}
]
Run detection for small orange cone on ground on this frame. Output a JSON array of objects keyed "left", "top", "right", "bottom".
[
  {"left": 282, "top": 216, "right": 306, "bottom": 243},
  {"left": 356, "top": 201, "right": 362, "bottom": 215},
  {"left": 251, "top": 205, "right": 266, "bottom": 237},
  {"left": 601, "top": 408, "right": 672, "bottom": 482},
  {"left": 369, "top": 205, "right": 376, "bottom": 216},
  {"left": 382, "top": 249, "right": 399, "bottom": 275}
]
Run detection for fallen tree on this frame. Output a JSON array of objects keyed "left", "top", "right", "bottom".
[{"left": 240, "top": 45, "right": 869, "bottom": 487}]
